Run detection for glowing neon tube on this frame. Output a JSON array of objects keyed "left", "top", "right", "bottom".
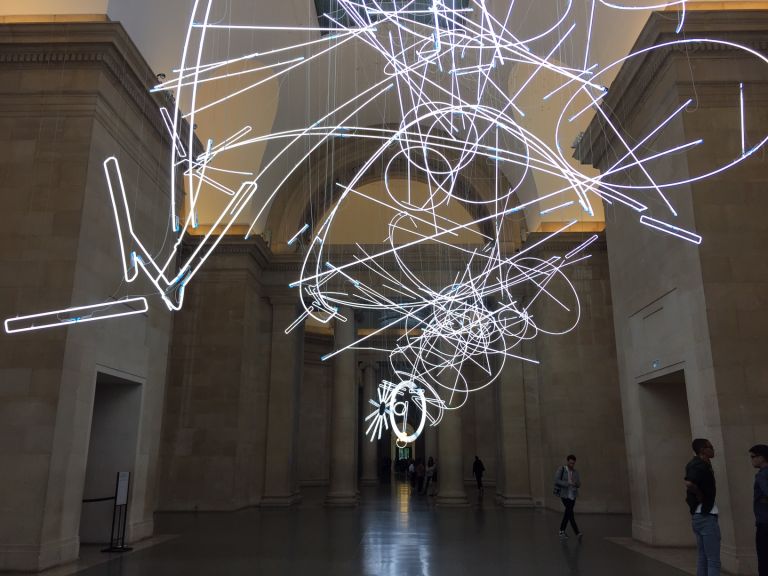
[{"left": 5, "top": 297, "right": 149, "bottom": 334}]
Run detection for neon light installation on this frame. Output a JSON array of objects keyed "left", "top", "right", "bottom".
[{"left": 5, "top": 0, "right": 767, "bottom": 443}]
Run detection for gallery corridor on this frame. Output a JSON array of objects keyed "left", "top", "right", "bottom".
[{"left": 44, "top": 484, "right": 696, "bottom": 576}]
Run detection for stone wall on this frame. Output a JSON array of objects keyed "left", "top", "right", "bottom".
[
  {"left": 684, "top": 60, "right": 768, "bottom": 576},
  {"left": 298, "top": 333, "right": 333, "bottom": 485},
  {"left": 520, "top": 234, "right": 630, "bottom": 513},
  {"left": 11, "top": 12, "right": 768, "bottom": 573},
  {"left": 462, "top": 366, "right": 499, "bottom": 488},
  {"left": 159, "top": 240, "right": 272, "bottom": 511},
  {"left": 0, "top": 23, "right": 176, "bottom": 571},
  {"left": 577, "top": 10, "right": 768, "bottom": 574}
]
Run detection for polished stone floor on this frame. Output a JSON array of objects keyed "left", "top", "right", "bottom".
[{"left": 70, "top": 483, "right": 691, "bottom": 576}]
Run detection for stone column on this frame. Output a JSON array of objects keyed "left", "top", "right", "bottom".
[
  {"left": 326, "top": 306, "right": 358, "bottom": 506},
  {"left": 261, "top": 297, "right": 304, "bottom": 506},
  {"left": 360, "top": 363, "right": 378, "bottom": 485},
  {"left": 436, "top": 369, "right": 468, "bottom": 507},
  {"left": 424, "top": 423, "right": 438, "bottom": 468},
  {"left": 495, "top": 357, "right": 534, "bottom": 507}
]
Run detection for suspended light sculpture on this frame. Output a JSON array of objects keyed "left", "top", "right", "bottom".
[{"left": 5, "top": 0, "right": 767, "bottom": 444}]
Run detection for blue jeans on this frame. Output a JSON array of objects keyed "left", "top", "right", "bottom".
[
  {"left": 692, "top": 514, "right": 720, "bottom": 576},
  {"left": 560, "top": 498, "right": 580, "bottom": 534}
]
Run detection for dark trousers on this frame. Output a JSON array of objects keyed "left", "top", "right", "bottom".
[
  {"left": 560, "top": 498, "right": 580, "bottom": 534},
  {"left": 758, "top": 523, "right": 768, "bottom": 576}
]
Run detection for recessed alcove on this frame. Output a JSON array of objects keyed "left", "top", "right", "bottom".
[{"left": 79, "top": 372, "right": 142, "bottom": 545}]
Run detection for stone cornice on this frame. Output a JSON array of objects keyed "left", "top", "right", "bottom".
[
  {"left": 0, "top": 22, "right": 198, "bottom": 153},
  {"left": 178, "top": 233, "right": 597, "bottom": 304},
  {"left": 304, "top": 332, "right": 334, "bottom": 348},
  {"left": 180, "top": 234, "right": 272, "bottom": 269},
  {"left": 575, "top": 10, "right": 768, "bottom": 168},
  {"left": 182, "top": 235, "right": 534, "bottom": 270},
  {"left": 266, "top": 242, "right": 525, "bottom": 277}
]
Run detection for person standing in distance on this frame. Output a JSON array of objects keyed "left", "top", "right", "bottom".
[
  {"left": 555, "top": 454, "right": 582, "bottom": 539},
  {"left": 749, "top": 444, "right": 768, "bottom": 575},
  {"left": 425, "top": 456, "right": 436, "bottom": 496},
  {"left": 473, "top": 456, "right": 486, "bottom": 497},
  {"left": 685, "top": 438, "right": 720, "bottom": 576}
]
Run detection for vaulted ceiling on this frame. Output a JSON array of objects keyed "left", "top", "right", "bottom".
[{"left": 1, "top": 0, "right": 761, "bottom": 235}]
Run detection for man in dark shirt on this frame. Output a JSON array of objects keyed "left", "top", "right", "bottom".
[
  {"left": 750, "top": 444, "right": 768, "bottom": 575},
  {"left": 685, "top": 438, "right": 720, "bottom": 576}
]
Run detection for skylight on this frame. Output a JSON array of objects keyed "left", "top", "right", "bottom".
[{"left": 313, "top": 0, "right": 471, "bottom": 34}]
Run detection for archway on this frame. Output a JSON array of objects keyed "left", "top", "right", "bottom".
[{"left": 264, "top": 127, "right": 524, "bottom": 252}]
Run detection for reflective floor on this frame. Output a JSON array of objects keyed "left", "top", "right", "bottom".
[{"left": 72, "top": 483, "right": 690, "bottom": 576}]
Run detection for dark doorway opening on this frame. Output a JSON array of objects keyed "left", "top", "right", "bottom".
[
  {"left": 639, "top": 369, "right": 694, "bottom": 545},
  {"left": 79, "top": 372, "right": 141, "bottom": 545}
]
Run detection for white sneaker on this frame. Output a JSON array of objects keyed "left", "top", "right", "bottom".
[{"left": 559, "top": 531, "right": 568, "bottom": 539}]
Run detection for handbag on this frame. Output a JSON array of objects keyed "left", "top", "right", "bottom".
[{"left": 553, "top": 466, "right": 566, "bottom": 496}]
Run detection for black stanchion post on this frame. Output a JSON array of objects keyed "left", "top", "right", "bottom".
[{"left": 102, "top": 471, "right": 133, "bottom": 553}]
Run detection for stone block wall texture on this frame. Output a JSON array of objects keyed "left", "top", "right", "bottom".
[
  {"left": 462, "top": 364, "right": 499, "bottom": 487},
  {"left": 298, "top": 334, "right": 333, "bottom": 486},
  {"left": 577, "top": 10, "right": 768, "bottom": 574},
  {"left": 159, "top": 233, "right": 626, "bottom": 509},
  {"left": 8, "top": 12, "right": 767, "bottom": 575},
  {"left": 0, "top": 23, "right": 176, "bottom": 571},
  {"left": 159, "top": 242, "right": 272, "bottom": 511},
  {"left": 160, "top": 247, "right": 335, "bottom": 507},
  {"left": 521, "top": 235, "right": 630, "bottom": 513}
]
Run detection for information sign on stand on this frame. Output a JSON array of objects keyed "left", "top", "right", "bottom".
[{"left": 102, "top": 471, "right": 133, "bottom": 553}]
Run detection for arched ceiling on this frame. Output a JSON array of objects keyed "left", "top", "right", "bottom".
[
  {"left": 320, "top": 179, "right": 485, "bottom": 245},
  {"left": 1, "top": 0, "right": 763, "bottom": 234}
]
